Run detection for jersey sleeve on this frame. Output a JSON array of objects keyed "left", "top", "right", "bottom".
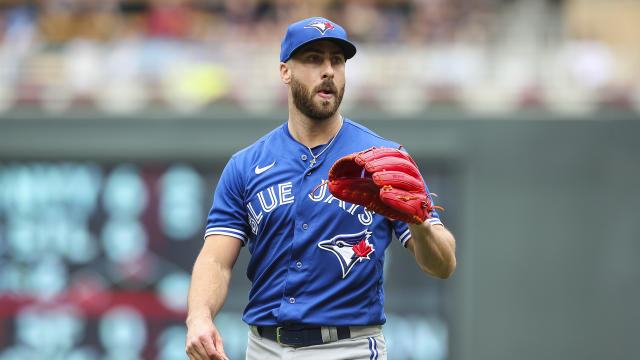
[
  {"left": 393, "top": 220, "right": 412, "bottom": 247},
  {"left": 204, "top": 156, "right": 249, "bottom": 245}
]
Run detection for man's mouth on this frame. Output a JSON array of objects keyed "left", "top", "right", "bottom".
[{"left": 317, "top": 87, "right": 335, "bottom": 99}]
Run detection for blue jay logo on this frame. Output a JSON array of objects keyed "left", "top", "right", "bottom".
[
  {"left": 318, "top": 229, "right": 375, "bottom": 278},
  {"left": 304, "top": 20, "right": 335, "bottom": 35}
]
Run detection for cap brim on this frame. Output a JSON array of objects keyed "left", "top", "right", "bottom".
[
  {"left": 330, "top": 38, "right": 357, "bottom": 60},
  {"left": 286, "top": 37, "right": 357, "bottom": 62}
]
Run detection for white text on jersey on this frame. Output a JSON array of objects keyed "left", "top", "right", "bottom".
[{"left": 246, "top": 182, "right": 373, "bottom": 236}]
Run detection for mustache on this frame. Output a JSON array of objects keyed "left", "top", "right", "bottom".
[{"left": 314, "top": 80, "right": 338, "bottom": 93}]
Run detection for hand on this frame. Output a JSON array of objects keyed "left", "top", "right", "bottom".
[{"left": 185, "top": 318, "right": 229, "bottom": 360}]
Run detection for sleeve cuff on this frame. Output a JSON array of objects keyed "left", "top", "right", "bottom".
[
  {"left": 204, "top": 227, "right": 248, "bottom": 246},
  {"left": 398, "top": 218, "right": 444, "bottom": 248},
  {"left": 398, "top": 229, "right": 411, "bottom": 247}
]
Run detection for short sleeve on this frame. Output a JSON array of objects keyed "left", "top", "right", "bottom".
[
  {"left": 204, "top": 156, "right": 249, "bottom": 245},
  {"left": 393, "top": 220, "right": 411, "bottom": 247}
]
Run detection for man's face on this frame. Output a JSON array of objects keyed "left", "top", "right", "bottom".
[{"left": 288, "top": 40, "right": 346, "bottom": 121}]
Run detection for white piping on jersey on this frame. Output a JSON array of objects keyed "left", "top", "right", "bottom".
[
  {"left": 206, "top": 227, "right": 246, "bottom": 235},
  {"left": 205, "top": 227, "right": 247, "bottom": 242},
  {"left": 399, "top": 229, "right": 411, "bottom": 246},
  {"left": 398, "top": 219, "right": 443, "bottom": 246}
]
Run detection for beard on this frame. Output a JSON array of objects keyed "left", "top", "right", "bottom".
[{"left": 291, "top": 75, "right": 344, "bottom": 121}]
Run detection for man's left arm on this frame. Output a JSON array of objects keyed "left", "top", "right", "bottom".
[{"left": 406, "top": 222, "right": 456, "bottom": 279}]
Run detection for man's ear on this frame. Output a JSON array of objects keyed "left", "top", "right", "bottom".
[{"left": 280, "top": 62, "right": 291, "bottom": 84}]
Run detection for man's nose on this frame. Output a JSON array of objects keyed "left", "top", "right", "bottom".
[{"left": 321, "top": 58, "right": 334, "bottom": 79}]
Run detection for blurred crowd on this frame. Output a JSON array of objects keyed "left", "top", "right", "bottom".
[
  {"left": 0, "top": 0, "right": 638, "bottom": 115},
  {"left": 1, "top": 0, "right": 491, "bottom": 45}
]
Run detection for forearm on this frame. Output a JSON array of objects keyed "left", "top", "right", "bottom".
[
  {"left": 186, "top": 252, "right": 232, "bottom": 325},
  {"left": 408, "top": 222, "right": 456, "bottom": 279}
]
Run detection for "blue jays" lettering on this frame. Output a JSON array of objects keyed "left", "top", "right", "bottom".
[{"left": 246, "top": 182, "right": 373, "bottom": 235}]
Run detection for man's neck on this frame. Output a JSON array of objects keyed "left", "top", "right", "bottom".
[{"left": 287, "top": 111, "right": 343, "bottom": 148}]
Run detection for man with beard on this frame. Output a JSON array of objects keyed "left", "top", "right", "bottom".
[{"left": 185, "top": 17, "right": 456, "bottom": 360}]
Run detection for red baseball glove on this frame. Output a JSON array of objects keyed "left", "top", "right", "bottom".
[{"left": 324, "top": 147, "right": 442, "bottom": 224}]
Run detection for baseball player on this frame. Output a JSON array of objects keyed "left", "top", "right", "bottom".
[{"left": 186, "top": 17, "right": 456, "bottom": 360}]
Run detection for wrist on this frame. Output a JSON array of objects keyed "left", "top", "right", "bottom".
[
  {"left": 408, "top": 219, "right": 433, "bottom": 234},
  {"left": 186, "top": 311, "right": 213, "bottom": 327}
]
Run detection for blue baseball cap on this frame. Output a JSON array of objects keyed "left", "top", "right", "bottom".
[{"left": 280, "top": 17, "right": 357, "bottom": 63}]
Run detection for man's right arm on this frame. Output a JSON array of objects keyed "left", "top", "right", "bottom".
[{"left": 185, "top": 235, "right": 242, "bottom": 360}]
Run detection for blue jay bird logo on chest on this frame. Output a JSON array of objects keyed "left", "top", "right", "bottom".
[{"left": 318, "top": 229, "right": 375, "bottom": 278}]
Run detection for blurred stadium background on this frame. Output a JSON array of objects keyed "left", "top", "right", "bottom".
[{"left": 0, "top": 0, "right": 639, "bottom": 359}]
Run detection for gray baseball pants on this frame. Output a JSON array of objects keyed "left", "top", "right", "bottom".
[{"left": 246, "top": 325, "right": 386, "bottom": 360}]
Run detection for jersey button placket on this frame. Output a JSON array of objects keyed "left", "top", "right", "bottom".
[{"left": 282, "top": 160, "right": 314, "bottom": 321}]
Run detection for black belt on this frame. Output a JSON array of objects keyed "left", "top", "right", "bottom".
[{"left": 257, "top": 326, "right": 351, "bottom": 347}]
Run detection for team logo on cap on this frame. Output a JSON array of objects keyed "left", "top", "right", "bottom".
[
  {"left": 318, "top": 229, "right": 375, "bottom": 279},
  {"left": 305, "top": 20, "right": 335, "bottom": 35}
]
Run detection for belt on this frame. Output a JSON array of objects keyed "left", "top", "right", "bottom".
[{"left": 257, "top": 326, "right": 351, "bottom": 347}]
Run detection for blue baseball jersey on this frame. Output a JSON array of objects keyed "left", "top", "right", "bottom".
[{"left": 205, "top": 118, "right": 442, "bottom": 327}]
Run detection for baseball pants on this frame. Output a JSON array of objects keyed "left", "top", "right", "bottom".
[{"left": 246, "top": 325, "right": 386, "bottom": 360}]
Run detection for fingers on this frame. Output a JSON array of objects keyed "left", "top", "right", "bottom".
[
  {"left": 186, "top": 340, "right": 207, "bottom": 360},
  {"left": 186, "top": 319, "right": 229, "bottom": 360},
  {"left": 201, "top": 336, "right": 217, "bottom": 358},
  {"left": 213, "top": 333, "right": 229, "bottom": 360},
  {"left": 203, "top": 334, "right": 229, "bottom": 360},
  {"left": 187, "top": 335, "right": 227, "bottom": 360}
]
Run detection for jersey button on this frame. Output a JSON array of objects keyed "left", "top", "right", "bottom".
[
  {"left": 289, "top": 297, "right": 296, "bottom": 304},
  {"left": 301, "top": 154, "right": 308, "bottom": 161},
  {"left": 296, "top": 261, "right": 302, "bottom": 269},
  {"left": 302, "top": 223, "right": 308, "bottom": 230},
  {"left": 306, "top": 171, "right": 312, "bottom": 176}
]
